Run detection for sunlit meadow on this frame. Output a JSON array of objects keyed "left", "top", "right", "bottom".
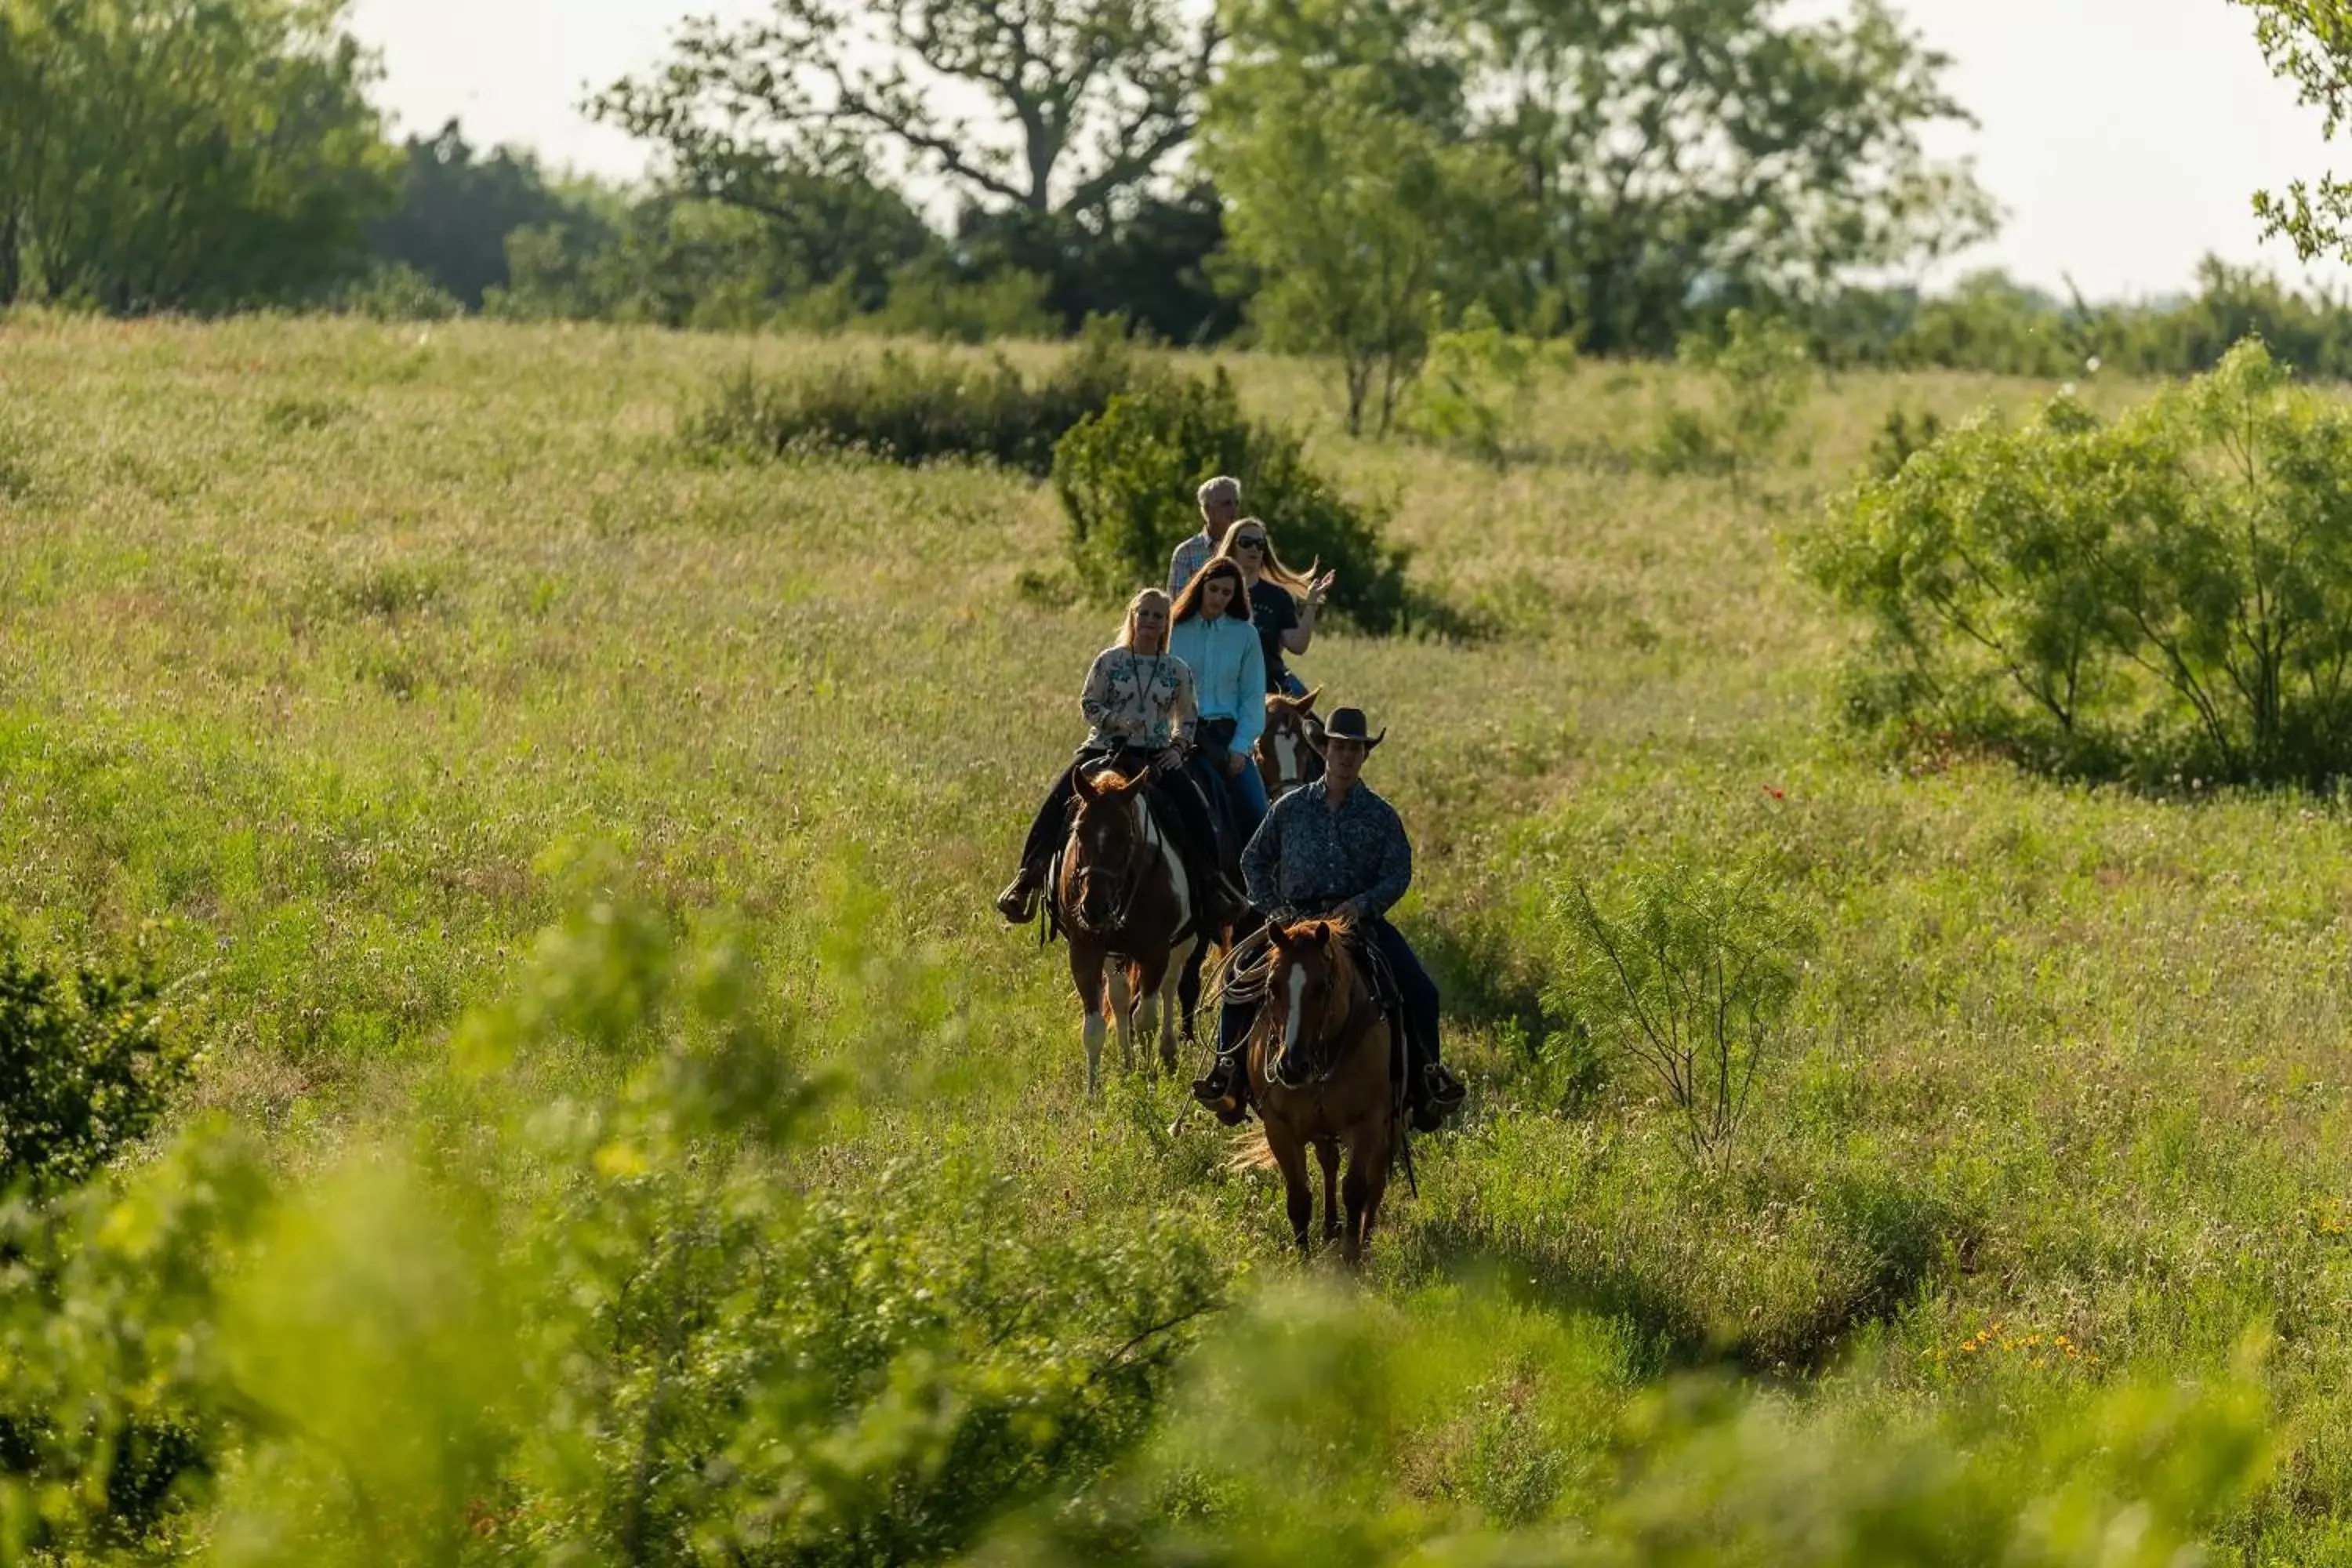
[{"left": 2, "top": 312, "right": 2347, "bottom": 1559}]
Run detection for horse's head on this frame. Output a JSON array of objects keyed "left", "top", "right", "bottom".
[
  {"left": 1262, "top": 916, "right": 1356, "bottom": 1087},
  {"left": 1061, "top": 766, "right": 1152, "bottom": 933},
  {"left": 1257, "top": 687, "right": 1325, "bottom": 800}
]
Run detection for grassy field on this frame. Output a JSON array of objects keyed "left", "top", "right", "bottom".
[{"left": 5, "top": 312, "right": 2351, "bottom": 1559}]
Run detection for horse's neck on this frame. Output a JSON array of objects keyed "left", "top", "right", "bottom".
[{"left": 1327, "top": 946, "right": 1365, "bottom": 1014}]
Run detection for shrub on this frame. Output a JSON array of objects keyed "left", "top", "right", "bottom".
[
  {"left": 1644, "top": 308, "right": 1815, "bottom": 486},
  {"left": 681, "top": 319, "right": 1145, "bottom": 476},
  {"left": 1808, "top": 338, "right": 2352, "bottom": 784},
  {"left": 1867, "top": 406, "right": 1946, "bottom": 481},
  {"left": 0, "top": 884, "right": 1224, "bottom": 1557},
  {"left": 1545, "top": 855, "right": 1813, "bottom": 1164},
  {"left": 1052, "top": 370, "right": 1411, "bottom": 630},
  {"left": 868, "top": 263, "right": 1060, "bottom": 344},
  {"left": 332, "top": 262, "right": 464, "bottom": 324},
  {"left": 1400, "top": 300, "right": 1570, "bottom": 466},
  {"left": 0, "top": 935, "right": 192, "bottom": 1194},
  {"left": 999, "top": 1283, "right": 2275, "bottom": 1566}
]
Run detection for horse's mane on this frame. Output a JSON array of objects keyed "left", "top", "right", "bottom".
[{"left": 1078, "top": 766, "right": 1145, "bottom": 796}]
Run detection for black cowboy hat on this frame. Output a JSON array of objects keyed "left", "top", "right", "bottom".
[{"left": 1307, "top": 706, "right": 1385, "bottom": 753}]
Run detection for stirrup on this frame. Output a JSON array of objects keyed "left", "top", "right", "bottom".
[
  {"left": 1410, "top": 1064, "right": 1464, "bottom": 1131},
  {"left": 1191, "top": 1054, "right": 1249, "bottom": 1125},
  {"left": 995, "top": 877, "right": 1039, "bottom": 925}
]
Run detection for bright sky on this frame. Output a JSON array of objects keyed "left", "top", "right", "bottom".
[{"left": 348, "top": 0, "right": 2352, "bottom": 300}]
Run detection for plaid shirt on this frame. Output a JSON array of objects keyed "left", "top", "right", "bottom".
[
  {"left": 1242, "top": 779, "right": 1413, "bottom": 922},
  {"left": 1168, "top": 531, "right": 1217, "bottom": 597}
]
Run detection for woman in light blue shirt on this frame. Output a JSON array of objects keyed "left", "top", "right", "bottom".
[{"left": 1170, "top": 557, "right": 1271, "bottom": 848}]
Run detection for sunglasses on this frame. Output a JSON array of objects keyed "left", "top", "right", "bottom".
[{"left": 1232, "top": 537, "right": 1266, "bottom": 550}]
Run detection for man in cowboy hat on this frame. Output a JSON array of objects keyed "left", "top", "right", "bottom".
[{"left": 1192, "top": 706, "right": 1467, "bottom": 1131}]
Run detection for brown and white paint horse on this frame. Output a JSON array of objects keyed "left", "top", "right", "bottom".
[
  {"left": 1054, "top": 765, "right": 1200, "bottom": 1094},
  {"left": 1255, "top": 688, "right": 1326, "bottom": 804}
]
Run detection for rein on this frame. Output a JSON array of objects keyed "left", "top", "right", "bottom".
[
  {"left": 1060, "top": 786, "right": 1158, "bottom": 938},
  {"left": 1258, "top": 937, "right": 1382, "bottom": 1090}
]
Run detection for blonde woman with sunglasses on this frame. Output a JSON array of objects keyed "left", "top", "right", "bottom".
[{"left": 1214, "top": 519, "right": 1335, "bottom": 698}]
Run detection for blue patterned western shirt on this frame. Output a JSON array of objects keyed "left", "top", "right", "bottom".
[{"left": 1241, "top": 778, "right": 1413, "bottom": 922}]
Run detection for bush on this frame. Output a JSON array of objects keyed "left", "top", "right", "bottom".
[
  {"left": 1052, "top": 370, "right": 1412, "bottom": 630},
  {"left": 868, "top": 262, "right": 1060, "bottom": 344},
  {"left": 1399, "top": 301, "right": 1570, "bottom": 466},
  {"left": 1000, "top": 1283, "right": 2275, "bottom": 1566},
  {"left": 0, "top": 935, "right": 191, "bottom": 1194},
  {"left": 1545, "top": 855, "right": 1813, "bottom": 1164},
  {"left": 332, "top": 262, "right": 464, "bottom": 324},
  {"left": 1644, "top": 309, "right": 1815, "bottom": 486},
  {"left": 681, "top": 319, "right": 1145, "bottom": 476},
  {"left": 1808, "top": 338, "right": 2352, "bottom": 784},
  {"left": 0, "top": 883, "right": 1225, "bottom": 1558}
]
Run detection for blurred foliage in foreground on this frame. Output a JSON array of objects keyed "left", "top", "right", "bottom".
[{"left": 0, "top": 875, "right": 2283, "bottom": 1563}]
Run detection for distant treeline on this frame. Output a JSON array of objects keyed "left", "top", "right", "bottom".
[
  {"left": 1808, "top": 260, "right": 2352, "bottom": 382},
  {"left": 8, "top": 0, "right": 2352, "bottom": 390}
]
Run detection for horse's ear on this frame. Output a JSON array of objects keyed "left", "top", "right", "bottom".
[
  {"left": 1073, "top": 768, "right": 1100, "bottom": 804},
  {"left": 1308, "top": 920, "right": 1330, "bottom": 943},
  {"left": 1267, "top": 922, "right": 1294, "bottom": 952},
  {"left": 1301, "top": 686, "right": 1323, "bottom": 711}
]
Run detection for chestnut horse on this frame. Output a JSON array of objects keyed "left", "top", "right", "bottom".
[
  {"left": 1256, "top": 688, "right": 1326, "bottom": 804},
  {"left": 1054, "top": 765, "right": 1199, "bottom": 1094},
  {"left": 1245, "top": 919, "right": 1397, "bottom": 1265}
]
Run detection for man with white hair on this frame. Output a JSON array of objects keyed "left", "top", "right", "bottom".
[{"left": 1168, "top": 475, "right": 1241, "bottom": 597}]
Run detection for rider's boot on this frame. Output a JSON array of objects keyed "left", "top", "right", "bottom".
[
  {"left": 1410, "top": 1062, "right": 1467, "bottom": 1132},
  {"left": 1190, "top": 1047, "right": 1250, "bottom": 1126},
  {"left": 993, "top": 860, "right": 1044, "bottom": 925}
]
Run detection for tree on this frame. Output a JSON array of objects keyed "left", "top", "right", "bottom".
[
  {"left": 0, "top": 0, "right": 395, "bottom": 312},
  {"left": 365, "top": 122, "right": 590, "bottom": 309},
  {"left": 2236, "top": 0, "right": 2352, "bottom": 259},
  {"left": 588, "top": 0, "right": 1219, "bottom": 229},
  {"left": 1203, "top": 0, "right": 1521, "bottom": 436},
  {"left": 952, "top": 184, "right": 1240, "bottom": 343},
  {"left": 488, "top": 180, "right": 937, "bottom": 329},
  {"left": 1461, "top": 0, "right": 1995, "bottom": 353}
]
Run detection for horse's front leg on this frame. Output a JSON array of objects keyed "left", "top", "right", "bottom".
[
  {"left": 1263, "top": 1114, "right": 1315, "bottom": 1257},
  {"left": 1314, "top": 1138, "right": 1341, "bottom": 1244},
  {"left": 1105, "top": 960, "right": 1136, "bottom": 1073},
  {"left": 1150, "top": 937, "right": 1194, "bottom": 1072},
  {"left": 1344, "top": 1103, "right": 1396, "bottom": 1269},
  {"left": 1175, "top": 938, "right": 1206, "bottom": 1046},
  {"left": 1069, "top": 941, "right": 1107, "bottom": 1098}
]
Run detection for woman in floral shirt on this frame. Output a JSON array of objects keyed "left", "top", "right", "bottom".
[{"left": 996, "top": 589, "right": 1226, "bottom": 926}]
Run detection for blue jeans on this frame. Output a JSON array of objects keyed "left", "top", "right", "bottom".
[
  {"left": 1223, "top": 754, "right": 1269, "bottom": 847},
  {"left": 1276, "top": 670, "right": 1307, "bottom": 699}
]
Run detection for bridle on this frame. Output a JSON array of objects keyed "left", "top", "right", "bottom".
[
  {"left": 1061, "top": 786, "right": 1152, "bottom": 938},
  {"left": 1260, "top": 704, "right": 1316, "bottom": 802},
  {"left": 1265, "top": 938, "right": 1377, "bottom": 1089}
]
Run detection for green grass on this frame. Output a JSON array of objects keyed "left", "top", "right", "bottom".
[{"left": 4, "top": 312, "right": 2348, "bottom": 1556}]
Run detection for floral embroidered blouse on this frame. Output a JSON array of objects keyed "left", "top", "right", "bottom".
[{"left": 1080, "top": 646, "right": 1196, "bottom": 752}]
